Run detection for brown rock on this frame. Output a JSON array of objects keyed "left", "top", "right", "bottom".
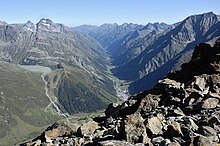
[
  {"left": 124, "top": 113, "right": 148, "bottom": 144},
  {"left": 202, "top": 98, "right": 219, "bottom": 109},
  {"left": 172, "top": 107, "right": 185, "bottom": 116},
  {"left": 164, "top": 121, "right": 183, "bottom": 138},
  {"left": 158, "top": 78, "right": 181, "bottom": 89},
  {"left": 145, "top": 116, "right": 163, "bottom": 136},
  {"left": 98, "top": 140, "right": 134, "bottom": 146},
  {"left": 192, "top": 135, "right": 215, "bottom": 146},
  {"left": 199, "top": 126, "right": 218, "bottom": 142},
  {"left": 34, "top": 140, "right": 41, "bottom": 146},
  {"left": 209, "top": 93, "right": 220, "bottom": 99},
  {"left": 151, "top": 136, "right": 164, "bottom": 145},
  {"left": 77, "top": 121, "right": 100, "bottom": 136},
  {"left": 72, "top": 137, "right": 86, "bottom": 146},
  {"left": 43, "top": 122, "right": 71, "bottom": 143},
  {"left": 193, "top": 76, "right": 206, "bottom": 91},
  {"left": 167, "top": 142, "right": 181, "bottom": 146},
  {"left": 138, "top": 94, "right": 159, "bottom": 114}
]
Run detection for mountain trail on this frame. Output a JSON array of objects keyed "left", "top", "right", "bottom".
[{"left": 41, "top": 73, "right": 67, "bottom": 119}]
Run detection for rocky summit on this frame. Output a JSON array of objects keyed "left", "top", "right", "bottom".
[{"left": 22, "top": 38, "right": 220, "bottom": 146}]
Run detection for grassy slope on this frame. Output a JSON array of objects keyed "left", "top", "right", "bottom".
[
  {"left": 56, "top": 65, "right": 117, "bottom": 114},
  {"left": 0, "top": 61, "right": 61, "bottom": 146}
]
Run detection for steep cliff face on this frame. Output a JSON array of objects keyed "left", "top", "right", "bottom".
[{"left": 22, "top": 38, "right": 220, "bottom": 145}]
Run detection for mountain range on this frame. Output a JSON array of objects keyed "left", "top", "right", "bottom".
[
  {"left": 23, "top": 35, "right": 220, "bottom": 146},
  {"left": 75, "top": 12, "right": 220, "bottom": 94},
  {"left": 74, "top": 23, "right": 143, "bottom": 48},
  {"left": 0, "top": 18, "right": 117, "bottom": 145},
  {"left": 0, "top": 12, "right": 219, "bottom": 145},
  {"left": 0, "top": 18, "right": 117, "bottom": 114}
]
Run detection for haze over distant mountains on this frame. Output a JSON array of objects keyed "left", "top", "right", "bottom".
[
  {"left": 74, "top": 23, "right": 144, "bottom": 48},
  {"left": 0, "top": 11, "right": 220, "bottom": 145},
  {"left": 75, "top": 12, "right": 220, "bottom": 94}
]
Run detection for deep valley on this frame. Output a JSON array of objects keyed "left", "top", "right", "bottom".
[{"left": 0, "top": 11, "right": 219, "bottom": 145}]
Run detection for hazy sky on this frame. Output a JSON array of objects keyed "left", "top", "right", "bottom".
[{"left": 0, "top": 0, "right": 219, "bottom": 26}]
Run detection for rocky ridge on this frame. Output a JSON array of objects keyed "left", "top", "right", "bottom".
[
  {"left": 111, "top": 12, "right": 220, "bottom": 94},
  {"left": 22, "top": 38, "right": 220, "bottom": 145},
  {"left": 75, "top": 12, "right": 220, "bottom": 96},
  {"left": 74, "top": 23, "right": 144, "bottom": 48},
  {"left": 0, "top": 18, "right": 118, "bottom": 114}
]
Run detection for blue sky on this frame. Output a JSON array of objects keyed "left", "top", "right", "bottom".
[{"left": 0, "top": 0, "right": 219, "bottom": 26}]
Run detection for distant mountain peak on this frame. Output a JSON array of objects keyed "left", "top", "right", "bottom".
[
  {"left": 203, "top": 11, "right": 215, "bottom": 16},
  {"left": 177, "top": 12, "right": 219, "bottom": 35},
  {"left": 23, "top": 20, "right": 36, "bottom": 32},
  {"left": 185, "top": 11, "right": 217, "bottom": 21},
  {"left": 36, "top": 18, "right": 66, "bottom": 33},
  {"left": 26, "top": 20, "right": 33, "bottom": 24},
  {"left": 38, "top": 18, "right": 53, "bottom": 25},
  {"left": 0, "top": 20, "right": 8, "bottom": 26},
  {"left": 140, "top": 22, "right": 170, "bottom": 32},
  {"left": 121, "top": 22, "right": 129, "bottom": 26},
  {"left": 37, "top": 18, "right": 53, "bottom": 27}
]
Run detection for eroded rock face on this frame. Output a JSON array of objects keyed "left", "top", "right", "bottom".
[{"left": 22, "top": 38, "right": 220, "bottom": 146}]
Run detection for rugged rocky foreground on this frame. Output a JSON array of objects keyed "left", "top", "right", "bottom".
[{"left": 22, "top": 38, "right": 220, "bottom": 146}]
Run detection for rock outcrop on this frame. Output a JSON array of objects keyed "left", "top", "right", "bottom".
[{"left": 22, "top": 38, "right": 220, "bottom": 146}]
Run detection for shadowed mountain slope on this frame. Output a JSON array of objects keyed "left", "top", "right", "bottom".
[
  {"left": 110, "top": 12, "right": 220, "bottom": 94},
  {"left": 22, "top": 37, "right": 220, "bottom": 146}
]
